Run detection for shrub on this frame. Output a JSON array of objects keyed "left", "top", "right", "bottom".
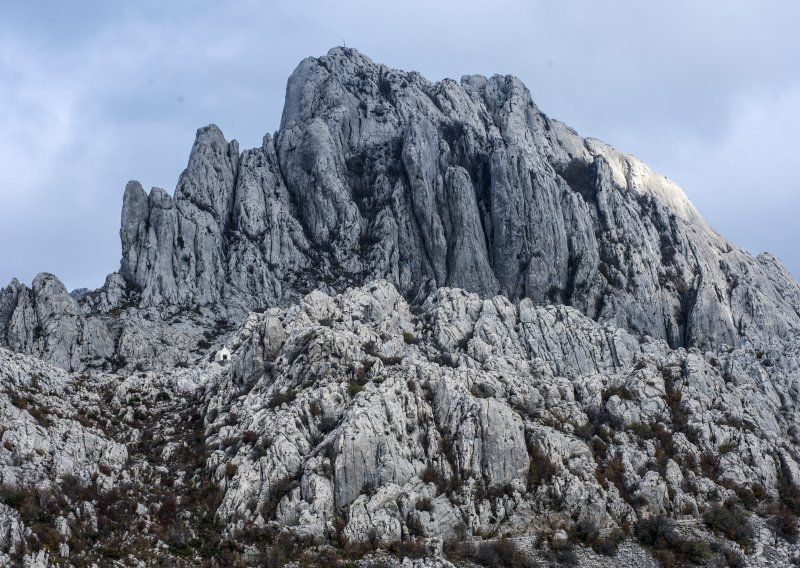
[
  {"left": 703, "top": 500, "right": 755, "bottom": 546},
  {"left": 571, "top": 518, "right": 600, "bottom": 548},
  {"left": 225, "top": 463, "right": 238, "bottom": 479},
  {"left": 574, "top": 421, "right": 595, "bottom": 440},
  {"left": 319, "top": 414, "right": 339, "bottom": 434},
  {"left": 779, "top": 474, "right": 800, "bottom": 515},
  {"left": 473, "top": 537, "right": 537, "bottom": 568},
  {"left": 665, "top": 386, "right": 688, "bottom": 432},
  {"left": 570, "top": 518, "right": 623, "bottom": 556},
  {"left": 546, "top": 535, "right": 578, "bottom": 565},
  {"left": 699, "top": 451, "right": 721, "bottom": 479},
  {"left": 8, "top": 392, "right": 29, "bottom": 410},
  {"left": 220, "top": 436, "right": 241, "bottom": 451},
  {"left": 433, "top": 351, "right": 459, "bottom": 368},
  {"left": 635, "top": 515, "right": 711, "bottom": 565},
  {"left": 528, "top": 446, "right": 557, "bottom": 486},
  {"left": 157, "top": 495, "right": 178, "bottom": 526},
  {"left": 421, "top": 466, "right": 437, "bottom": 484},
  {"left": 269, "top": 388, "right": 297, "bottom": 408},
  {"left": 602, "top": 385, "right": 633, "bottom": 403},
  {"left": 720, "top": 479, "right": 766, "bottom": 511},
  {"left": 723, "top": 548, "right": 746, "bottom": 568},
  {"left": 25, "top": 404, "right": 53, "bottom": 428},
  {"left": 108, "top": 354, "right": 128, "bottom": 371},
  {"left": 627, "top": 422, "right": 653, "bottom": 439},
  {"left": 594, "top": 529, "right": 625, "bottom": 556},
  {"left": 261, "top": 475, "right": 300, "bottom": 520},
  {"left": 265, "top": 531, "right": 319, "bottom": 565},
  {"left": 407, "top": 514, "right": 425, "bottom": 538},
  {"left": 598, "top": 454, "right": 627, "bottom": 495},
  {"left": 392, "top": 537, "right": 428, "bottom": 559},
  {"left": 242, "top": 430, "right": 258, "bottom": 444},
  {"left": 1, "top": 486, "right": 26, "bottom": 509},
  {"left": 403, "top": 332, "right": 419, "bottom": 345},
  {"left": 347, "top": 382, "right": 363, "bottom": 396},
  {"left": 767, "top": 503, "right": 799, "bottom": 543},
  {"left": 354, "top": 359, "right": 374, "bottom": 382}
]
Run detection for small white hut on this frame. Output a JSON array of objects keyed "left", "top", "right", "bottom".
[{"left": 215, "top": 347, "right": 232, "bottom": 364}]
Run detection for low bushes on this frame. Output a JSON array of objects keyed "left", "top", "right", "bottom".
[
  {"left": 635, "top": 515, "right": 711, "bottom": 566},
  {"left": 402, "top": 332, "right": 419, "bottom": 345},
  {"left": 528, "top": 445, "right": 557, "bottom": 487},
  {"left": 444, "top": 537, "right": 537, "bottom": 568},
  {"left": 570, "top": 518, "right": 624, "bottom": 556},
  {"left": 702, "top": 500, "right": 755, "bottom": 547},
  {"left": 269, "top": 388, "right": 297, "bottom": 408}
]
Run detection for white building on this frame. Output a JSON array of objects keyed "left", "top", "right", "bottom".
[{"left": 215, "top": 347, "right": 232, "bottom": 364}]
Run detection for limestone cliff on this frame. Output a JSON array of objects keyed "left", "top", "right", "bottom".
[
  {"left": 3, "top": 47, "right": 799, "bottom": 371},
  {"left": 2, "top": 48, "right": 800, "bottom": 567}
]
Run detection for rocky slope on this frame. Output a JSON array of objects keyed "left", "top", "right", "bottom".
[
  {"left": 1, "top": 47, "right": 800, "bottom": 567},
  {"left": 2, "top": 47, "right": 800, "bottom": 372},
  {"left": 199, "top": 280, "right": 800, "bottom": 565},
  {"left": 3, "top": 281, "right": 800, "bottom": 566}
]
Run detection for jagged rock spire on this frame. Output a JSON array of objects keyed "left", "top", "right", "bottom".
[{"left": 2, "top": 47, "right": 800, "bottom": 370}]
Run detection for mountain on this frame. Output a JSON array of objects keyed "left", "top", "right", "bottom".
[
  {"left": 3, "top": 47, "right": 800, "bottom": 373},
  {"left": 1, "top": 48, "right": 800, "bottom": 566}
]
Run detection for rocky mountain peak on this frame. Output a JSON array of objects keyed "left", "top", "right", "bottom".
[
  {"left": 2, "top": 48, "right": 800, "bottom": 567},
  {"left": 176, "top": 124, "right": 240, "bottom": 222},
  {"left": 2, "top": 47, "right": 800, "bottom": 372}
]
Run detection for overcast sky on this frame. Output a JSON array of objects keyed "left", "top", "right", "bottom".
[{"left": 1, "top": 1, "right": 798, "bottom": 291}]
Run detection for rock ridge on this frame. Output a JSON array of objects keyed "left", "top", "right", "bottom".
[
  {"left": 4, "top": 280, "right": 800, "bottom": 565},
  {"left": 2, "top": 46, "right": 799, "bottom": 370}
]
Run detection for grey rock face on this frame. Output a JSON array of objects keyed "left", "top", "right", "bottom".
[
  {"left": 262, "top": 47, "right": 799, "bottom": 351},
  {"left": 0, "top": 348, "right": 128, "bottom": 488},
  {"left": 2, "top": 47, "right": 800, "bottom": 565},
  {"left": 2, "top": 279, "right": 800, "bottom": 565},
  {"left": 0, "top": 345, "right": 230, "bottom": 566},
  {"left": 197, "top": 280, "right": 800, "bottom": 565},
  {"left": 0, "top": 275, "right": 114, "bottom": 372},
  {"left": 0, "top": 271, "right": 228, "bottom": 373},
  {"left": 2, "top": 47, "right": 800, "bottom": 372},
  {"left": 120, "top": 126, "right": 241, "bottom": 307}
]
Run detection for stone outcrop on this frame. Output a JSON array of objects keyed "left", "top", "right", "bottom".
[
  {"left": 3, "top": 47, "right": 800, "bottom": 372},
  {"left": 0, "top": 274, "right": 115, "bottom": 372},
  {"left": 199, "top": 281, "right": 800, "bottom": 565},
  {"left": 2, "top": 280, "right": 800, "bottom": 565},
  {"left": 112, "top": 48, "right": 800, "bottom": 350},
  {"left": 1, "top": 48, "right": 800, "bottom": 566}
]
